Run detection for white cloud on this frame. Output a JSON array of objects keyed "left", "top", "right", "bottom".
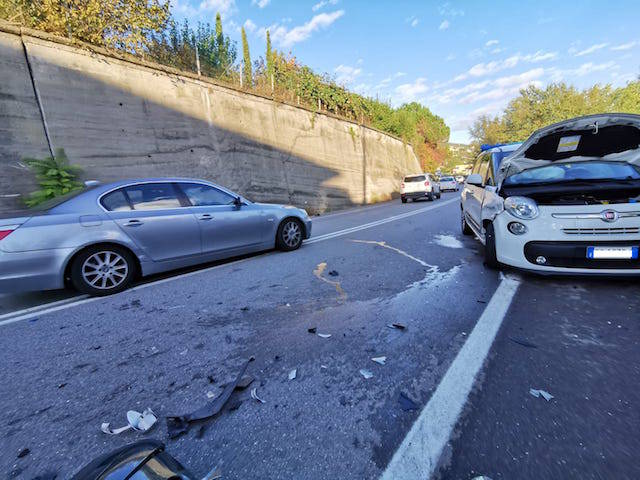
[
  {"left": 243, "top": 19, "right": 256, "bottom": 32},
  {"left": 574, "top": 42, "right": 609, "bottom": 57},
  {"left": 493, "top": 68, "right": 545, "bottom": 88},
  {"left": 411, "top": 18, "right": 419, "bottom": 27},
  {"left": 199, "top": 0, "right": 236, "bottom": 16},
  {"left": 490, "top": 47, "right": 505, "bottom": 54},
  {"left": 265, "top": 10, "right": 345, "bottom": 48},
  {"left": 439, "top": 20, "right": 450, "bottom": 30},
  {"left": 405, "top": 15, "right": 419, "bottom": 27},
  {"left": 446, "top": 53, "right": 456, "bottom": 61},
  {"left": 560, "top": 61, "right": 618, "bottom": 78},
  {"left": 525, "top": 50, "right": 558, "bottom": 62},
  {"left": 611, "top": 41, "right": 637, "bottom": 51},
  {"left": 485, "top": 39, "right": 499, "bottom": 47},
  {"left": 452, "top": 50, "right": 557, "bottom": 82},
  {"left": 312, "top": 0, "right": 338, "bottom": 12},
  {"left": 251, "top": 0, "right": 270, "bottom": 7},
  {"left": 438, "top": 2, "right": 464, "bottom": 17},
  {"left": 395, "top": 78, "right": 429, "bottom": 102},
  {"left": 334, "top": 64, "right": 362, "bottom": 85}
]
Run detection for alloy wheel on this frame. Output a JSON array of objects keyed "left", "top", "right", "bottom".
[
  {"left": 282, "top": 221, "right": 302, "bottom": 248},
  {"left": 81, "top": 251, "right": 129, "bottom": 290}
]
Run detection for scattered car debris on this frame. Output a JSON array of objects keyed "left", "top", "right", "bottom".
[
  {"left": 328, "top": 270, "right": 339, "bottom": 276},
  {"left": 320, "top": 365, "right": 328, "bottom": 369},
  {"left": 240, "top": 306, "right": 250, "bottom": 311},
  {"left": 57, "top": 383, "right": 67, "bottom": 389},
  {"left": 206, "top": 391, "right": 216, "bottom": 399},
  {"left": 317, "top": 333, "right": 332, "bottom": 338},
  {"left": 101, "top": 408, "right": 157, "bottom": 435},
  {"left": 471, "top": 476, "right": 493, "bottom": 480},
  {"left": 398, "top": 392, "right": 418, "bottom": 411},
  {"left": 285, "top": 303, "right": 291, "bottom": 307},
  {"left": 17, "top": 448, "right": 30, "bottom": 459},
  {"left": 166, "top": 357, "right": 254, "bottom": 439},
  {"left": 227, "top": 398, "right": 243, "bottom": 411},
  {"left": 387, "top": 323, "right": 406, "bottom": 330},
  {"left": 288, "top": 369, "right": 297, "bottom": 380},
  {"left": 529, "top": 388, "right": 554, "bottom": 401},
  {"left": 371, "top": 356, "right": 387, "bottom": 365},
  {"left": 179, "top": 348, "right": 188, "bottom": 356},
  {"left": 359, "top": 369, "right": 373, "bottom": 379},
  {"left": 308, "top": 327, "right": 317, "bottom": 334},
  {"left": 235, "top": 375, "right": 255, "bottom": 390},
  {"left": 510, "top": 337, "right": 538, "bottom": 348},
  {"left": 251, "top": 387, "right": 266, "bottom": 404}
]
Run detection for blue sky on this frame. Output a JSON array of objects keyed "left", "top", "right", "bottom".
[{"left": 172, "top": 0, "right": 640, "bottom": 143}]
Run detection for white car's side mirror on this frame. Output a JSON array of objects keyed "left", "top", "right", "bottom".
[{"left": 466, "top": 174, "right": 483, "bottom": 186}]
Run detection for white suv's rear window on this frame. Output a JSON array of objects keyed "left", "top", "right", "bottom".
[{"left": 404, "top": 175, "right": 426, "bottom": 182}]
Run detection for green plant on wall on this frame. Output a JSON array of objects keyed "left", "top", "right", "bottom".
[
  {"left": 348, "top": 126, "right": 357, "bottom": 149},
  {"left": 24, "top": 149, "right": 83, "bottom": 207}
]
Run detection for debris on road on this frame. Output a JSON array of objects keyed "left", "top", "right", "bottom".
[
  {"left": 235, "top": 375, "right": 255, "bottom": 390},
  {"left": 101, "top": 407, "right": 157, "bottom": 435},
  {"left": 206, "top": 391, "right": 216, "bottom": 399},
  {"left": 529, "top": 388, "right": 554, "bottom": 401},
  {"left": 308, "top": 327, "right": 317, "bottom": 334},
  {"left": 17, "top": 448, "right": 30, "bottom": 459},
  {"left": 510, "top": 337, "right": 538, "bottom": 348},
  {"left": 371, "top": 356, "right": 387, "bottom": 365},
  {"left": 240, "top": 306, "right": 250, "bottom": 311},
  {"left": 328, "top": 270, "right": 339, "bottom": 276},
  {"left": 398, "top": 392, "right": 418, "bottom": 411},
  {"left": 179, "top": 348, "right": 188, "bottom": 356},
  {"left": 471, "top": 476, "right": 494, "bottom": 480},
  {"left": 387, "top": 323, "right": 406, "bottom": 330},
  {"left": 317, "top": 333, "right": 332, "bottom": 338},
  {"left": 251, "top": 387, "right": 266, "bottom": 404},
  {"left": 313, "top": 262, "right": 347, "bottom": 302},
  {"left": 359, "top": 369, "right": 373, "bottom": 379},
  {"left": 288, "top": 369, "right": 297, "bottom": 380},
  {"left": 167, "top": 357, "right": 253, "bottom": 439}
]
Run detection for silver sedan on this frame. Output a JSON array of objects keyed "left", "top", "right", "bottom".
[{"left": 0, "top": 178, "right": 312, "bottom": 296}]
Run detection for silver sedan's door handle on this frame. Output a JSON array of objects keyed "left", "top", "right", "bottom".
[
  {"left": 198, "top": 214, "right": 214, "bottom": 221},
  {"left": 124, "top": 219, "right": 143, "bottom": 227}
]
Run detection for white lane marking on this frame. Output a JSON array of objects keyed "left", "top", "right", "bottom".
[
  {"left": 314, "top": 201, "right": 398, "bottom": 220},
  {"left": 307, "top": 198, "right": 458, "bottom": 244},
  {"left": 351, "top": 240, "right": 432, "bottom": 268},
  {"left": 0, "top": 198, "right": 458, "bottom": 326},
  {"left": 380, "top": 275, "right": 521, "bottom": 480}
]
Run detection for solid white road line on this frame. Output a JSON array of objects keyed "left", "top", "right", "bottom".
[
  {"left": 380, "top": 275, "right": 521, "bottom": 480},
  {"left": 0, "top": 197, "right": 458, "bottom": 327}
]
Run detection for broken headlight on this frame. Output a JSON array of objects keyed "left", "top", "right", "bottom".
[{"left": 504, "top": 196, "right": 539, "bottom": 220}]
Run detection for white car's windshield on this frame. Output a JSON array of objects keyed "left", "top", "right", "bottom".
[{"left": 503, "top": 161, "right": 640, "bottom": 186}]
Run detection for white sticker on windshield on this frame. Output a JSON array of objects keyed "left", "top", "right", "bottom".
[{"left": 557, "top": 135, "right": 581, "bottom": 152}]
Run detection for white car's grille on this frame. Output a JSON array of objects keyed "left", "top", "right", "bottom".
[{"left": 563, "top": 227, "right": 640, "bottom": 235}]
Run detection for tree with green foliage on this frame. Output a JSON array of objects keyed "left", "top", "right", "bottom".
[
  {"left": 470, "top": 81, "right": 640, "bottom": 147},
  {"left": 241, "top": 26, "right": 252, "bottom": 87},
  {"left": 266, "top": 30, "right": 273, "bottom": 83},
  {"left": 24, "top": 149, "right": 83, "bottom": 207},
  {"left": 1, "top": 0, "right": 170, "bottom": 54}
]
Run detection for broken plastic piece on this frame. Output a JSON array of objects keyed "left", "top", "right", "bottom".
[
  {"left": 510, "top": 337, "right": 538, "bottom": 348},
  {"left": 529, "top": 388, "right": 554, "bottom": 401},
  {"left": 387, "top": 323, "right": 406, "bottom": 330},
  {"left": 398, "top": 392, "right": 418, "bottom": 411},
  {"left": 288, "top": 369, "right": 297, "bottom": 380},
  {"left": 251, "top": 387, "right": 266, "bottom": 404},
  {"left": 317, "top": 333, "right": 332, "bottom": 338},
  {"left": 359, "top": 369, "right": 373, "bottom": 379},
  {"left": 101, "top": 408, "right": 157, "bottom": 435},
  {"left": 166, "top": 357, "right": 253, "bottom": 439},
  {"left": 308, "top": 327, "right": 317, "bottom": 334},
  {"left": 328, "top": 270, "right": 339, "bottom": 276},
  {"left": 17, "top": 448, "right": 30, "bottom": 459},
  {"left": 235, "top": 375, "right": 255, "bottom": 390},
  {"left": 371, "top": 356, "right": 387, "bottom": 365}
]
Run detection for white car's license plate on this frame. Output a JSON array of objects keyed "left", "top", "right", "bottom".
[{"left": 586, "top": 246, "right": 638, "bottom": 259}]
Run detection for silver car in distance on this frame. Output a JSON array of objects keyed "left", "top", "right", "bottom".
[{"left": 0, "top": 178, "right": 312, "bottom": 296}]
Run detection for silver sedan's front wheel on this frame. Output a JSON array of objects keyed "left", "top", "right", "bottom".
[
  {"left": 71, "top": 245, "right": 136, "bottom": 296},
  {"left": 277, "top": 219, "right": 304, "bottom": 251}
]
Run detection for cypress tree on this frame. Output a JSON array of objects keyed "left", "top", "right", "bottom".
[
  {"left": 266, "top": 30, "right": 273, "bottom": 80},
  {"left": 241, "top": 26, "right": 252, "bottom": 87}
]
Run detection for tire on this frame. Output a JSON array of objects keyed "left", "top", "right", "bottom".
[
  {"left": 428, "top": 193, "right": 434, "bottom": 201},
  {"left": 401, "top": 197, "right": 407, "bottom": 204},
  {"left": 70, "top": 244, "right": 136, "bottom": 296},
  {"left": 277, "top": 218, "right": 304, "bottom": 251},
  {"left": 461, "top": 209, "right": 473, "bottom": 236},
  {"left": 484, "top": 222, "right": 499, "bottom": 269},
  {"left": 437, "top": 191, "right": 441, "bottom": 199}
]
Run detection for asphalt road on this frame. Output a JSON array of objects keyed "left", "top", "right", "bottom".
[{"left": 1, "top": 193, "right": 638, "bottom": 480}]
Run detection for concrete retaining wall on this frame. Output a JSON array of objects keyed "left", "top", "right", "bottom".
[{"left": 0, "top": 25, "right": 421, "bottom": 213}]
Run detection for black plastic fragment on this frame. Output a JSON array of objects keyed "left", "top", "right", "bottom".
[
  {"left": 17, "top": 448, "right": 30, "bottom": 458},
  {"left": 509, "top": 337, "right": 538, "bottom": 348},
  {"left": 308, "top": 327, "right": 317, "bottom": 334},
  {"left": 398, "top": 392, "right": 418, "bottom": 411}
]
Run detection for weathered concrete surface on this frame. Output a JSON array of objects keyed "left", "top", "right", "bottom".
[
  {"left": 0, "top": 29, "right": 49, "bottom": 211},
  {"left": 0, "top": 26, "right": 421, "bottom": 213}
]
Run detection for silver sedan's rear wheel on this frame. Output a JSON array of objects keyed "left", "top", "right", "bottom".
[
  {"left": 277, "top": 218, "right": 304, "bottom": 251},
  {"left": 71, "top": 245, "right": 136, "bottom": 296}
]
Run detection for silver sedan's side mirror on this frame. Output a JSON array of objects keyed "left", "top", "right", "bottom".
[{"left": 466, "top": 173, "right": 483, "bottom": 186}]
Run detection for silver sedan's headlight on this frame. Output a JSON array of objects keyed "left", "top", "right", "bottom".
[{"left": 504, "top": 196, "right": 539, "bottom": 220}]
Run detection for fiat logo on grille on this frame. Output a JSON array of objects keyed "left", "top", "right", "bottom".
[{"left": 600, "top": 210, "right": 619, "bottom": 222}]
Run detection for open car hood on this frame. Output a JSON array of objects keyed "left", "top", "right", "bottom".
[{"left": 497, "top": 113, "right": 640, "bottom": 184}]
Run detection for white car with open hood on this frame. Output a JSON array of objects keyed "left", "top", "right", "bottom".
[{"left": 461, "top": 113, "right": 640, "bottom": 275}]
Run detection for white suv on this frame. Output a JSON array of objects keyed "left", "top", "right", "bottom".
[
  {"left": 401, "top": 173, "right": 441, "bottom": 203},
  {"left": 461, "top": 114, "right": 640, "bottom": 275}
]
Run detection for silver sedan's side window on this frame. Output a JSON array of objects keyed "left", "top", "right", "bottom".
[
  {"left": 101, "top": 189, "right": 131, "bottom": 211},
  {"left": 179, "top": 183, "right": 235, "bottom": 206},
  {"left": 125, "top": 183, "right": 182, "bottom": 210}
]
